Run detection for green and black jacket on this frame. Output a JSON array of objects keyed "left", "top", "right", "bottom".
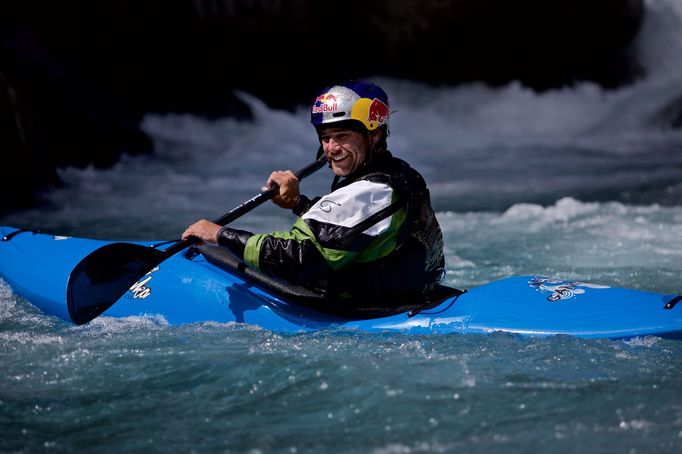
[{"left": 218, "top": 150, "right": 445, "bottom": 305}]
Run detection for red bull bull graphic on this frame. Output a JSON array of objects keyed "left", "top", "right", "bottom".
[
  {"left": 312, "top": 93, "right": 338, "bottom": 114},
  {"left": 350, "top": 97, "right": 390, "bottom": 130},
  {"left": 366, "top": 98, "right": 389, "bottom": 126}
]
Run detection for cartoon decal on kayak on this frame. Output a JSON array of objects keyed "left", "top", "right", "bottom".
[{"left": 528, "top": 276, "right": 610, "bottom": 302}]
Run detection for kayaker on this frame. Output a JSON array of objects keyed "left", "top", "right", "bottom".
[{"left": 182, "top": 80, "right": 445, "bottom": 307}]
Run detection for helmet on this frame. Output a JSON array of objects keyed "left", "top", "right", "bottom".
[{"left": 310, "top": 81, "right": 390, "bottom": 131}]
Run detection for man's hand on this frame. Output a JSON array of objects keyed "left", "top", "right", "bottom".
[
  {"left": 182, "top": 219, "right": 221, "bottom": 245},
  {"left": 263, "top": 170, "right": 300, "bottom": 209}
]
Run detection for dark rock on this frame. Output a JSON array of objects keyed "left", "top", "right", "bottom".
[
  {"left": 369, "top": 0, "right": 646, "bottom": 90},
  {"left": 0, "top": 69, "right": 58, "bottom": 212},
  {"left": 0, "top": 22, "right": 155, "bottom": 214},
  {"left": 190, "top": 0, "right": 645, "bottom": 104}
]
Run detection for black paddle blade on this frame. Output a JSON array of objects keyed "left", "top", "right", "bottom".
[{"left": 67, "top": 243, "right": 166, "bottom": 325}]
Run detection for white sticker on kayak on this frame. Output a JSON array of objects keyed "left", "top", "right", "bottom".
[
  {"left": 129, "top": 267, "right": 159, "bottom": 299},
  {"left": 528, "top": 276, "right": 609, "bottom": 302}
]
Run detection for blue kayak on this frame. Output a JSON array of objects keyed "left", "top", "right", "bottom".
[{"left": 1, "top": 225, "right": 681, "bottom": 339}]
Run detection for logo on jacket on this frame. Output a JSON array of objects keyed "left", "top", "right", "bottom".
[
  {"left": 319, "top": 199, "right": 341, "bottom": 213},
  {"left": 528, "top": 276, "right": 609, "bottom": 302}
]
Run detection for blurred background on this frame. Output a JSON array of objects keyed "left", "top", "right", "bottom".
[{"left": 0, "top": 0, "right": 656, "bottom": 214}]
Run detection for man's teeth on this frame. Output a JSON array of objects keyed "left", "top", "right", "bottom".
[{"left": 331, "top": 154, "right": 348, "bottom": 162}]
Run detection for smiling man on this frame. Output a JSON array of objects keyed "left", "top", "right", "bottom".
[{"left": 183, "top": 81, "right": 445, "bottom": 308}]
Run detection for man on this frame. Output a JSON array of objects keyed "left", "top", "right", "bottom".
[{"left": 182, "top": 81, "right": 445, "bottom": 307}]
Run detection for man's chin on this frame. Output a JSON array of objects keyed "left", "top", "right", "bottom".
[{"left": 331, "top": 165, "right": 350, "bottom": 177}]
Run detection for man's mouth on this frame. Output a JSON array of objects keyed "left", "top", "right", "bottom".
[{"left": 330, "top": 153, "right": 349, "bottom": 163}]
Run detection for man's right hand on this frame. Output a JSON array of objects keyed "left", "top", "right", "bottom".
[{"left": 263, "top": 170, "right": 300, "bottom": 209}]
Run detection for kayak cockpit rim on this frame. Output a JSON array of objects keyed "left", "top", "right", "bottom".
[{"left": 191, "top": 244, "right": 465, "bottom": 320}]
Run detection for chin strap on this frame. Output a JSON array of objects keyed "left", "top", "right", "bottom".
[{"left": 331, "top": 175, "right": 341, "bottom": 191}]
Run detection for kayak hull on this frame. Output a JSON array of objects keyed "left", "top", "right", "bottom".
[{"left": 1, "top": 226, "right": 681, "bottom": 339}]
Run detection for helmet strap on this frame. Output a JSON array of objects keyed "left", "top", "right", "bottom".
[{"left": 331, "top": 175, "right": 341, "bottom": 191}]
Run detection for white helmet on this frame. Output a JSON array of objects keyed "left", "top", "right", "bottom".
[{"left": 310, "top": 81, "right": 390, "bottom": 131}]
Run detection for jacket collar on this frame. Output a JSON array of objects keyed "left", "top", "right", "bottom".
[{"left": 331, "top": 148, "right": 392, "bottom": 191}]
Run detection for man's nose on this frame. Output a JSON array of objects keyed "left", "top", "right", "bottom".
[{"left": 327, "top": 138, "right": 341, "bottom": 151}]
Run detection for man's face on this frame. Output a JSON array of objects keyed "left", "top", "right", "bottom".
[{"left": 318, "top": 126, "right": 376, "bottom": 177}]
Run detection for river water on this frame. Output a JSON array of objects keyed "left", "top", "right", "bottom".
[{"left": 2, "top": 0, "right": 682, "bottom": 452}]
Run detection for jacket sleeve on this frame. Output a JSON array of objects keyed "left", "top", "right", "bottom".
[
  {"left": 243, "top": 179, "right": 407, "bottom": 284},
  {"left": 216, "top": 227, "right": 253, "bottom": 258},
  {"left": 291, "top": 195, "right": 320, "bottom": 217}
]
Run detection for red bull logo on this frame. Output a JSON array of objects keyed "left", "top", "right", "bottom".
[
  {"left": 312, "top": 93, "right": 338, "bottom": 114},
  {"left": 366, "top": 98, "right": 389, "bottom": 126}
]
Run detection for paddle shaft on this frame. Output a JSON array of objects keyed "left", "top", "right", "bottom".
[{"left": 162, "top": 155, "right": 327, "bottom": 257}]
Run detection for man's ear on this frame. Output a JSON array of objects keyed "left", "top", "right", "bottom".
[{"left": 369, "top": 129, "right": 382, "bottom": 145}]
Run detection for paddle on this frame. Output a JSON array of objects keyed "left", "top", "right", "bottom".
[{"left": 66, "top": 155, "right": 328, "bottom": 325}]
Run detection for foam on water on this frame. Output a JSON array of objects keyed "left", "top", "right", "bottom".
[{"left": 439, "top": 197, "right": 682, "bottom": 292}]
